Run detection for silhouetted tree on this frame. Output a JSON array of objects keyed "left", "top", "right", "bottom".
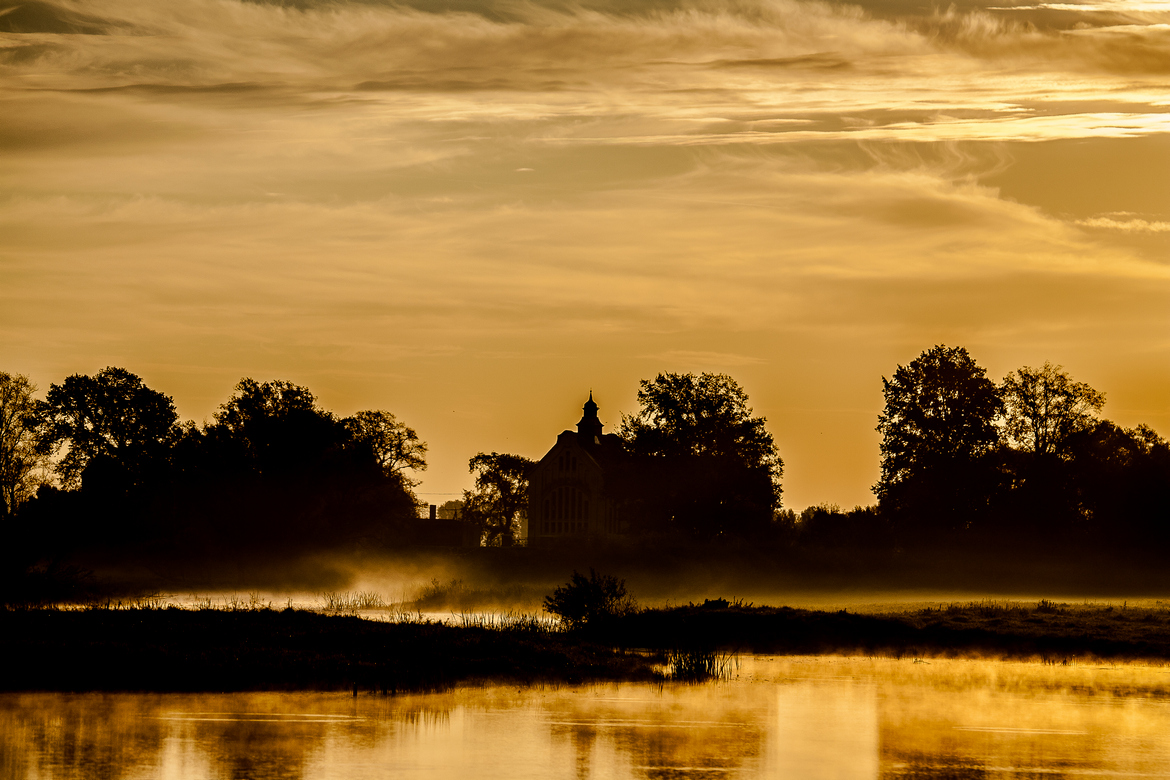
[
  {"left": 0, "top": 372, "right": 46, "bottom": 518},
  {"left": 437, "top": 499, "right": 463, "bottom": 520},
  {"left": 343, "top": 409, "right": 428, "bottom": 486},
  {"left": 1062, "top": 421, "right": 1170, "bottom": 549},
  {"left": 797, "top": 503, "right": 890, "bottom": 549},
  {"left": 617, "top": 372, "right": 782, "bottom": 540},
  {"left": 38, "top": 367, "right": 180, "bottom": 490},
  {"left": 176, "top": 378, "right": 425, "bottom": 553},
  {"left": 462, "top": 452, "right": 534, "bottom": 546},
  {"left": 206, "top": 378, "right": 340, "bottom": 476},
  {"left": 875, "top": 346, "right": 1002, "bottom": 541},
  {"left": 991, "top": 363, "right": 1107, "bottom": 541},
  {"left": 1001, "top": 362, "right": 1105, "bottom": 458}
]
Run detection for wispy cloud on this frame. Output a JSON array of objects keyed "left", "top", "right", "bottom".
[
  {"left": 1078, "top": 214, "right": 1170, "bottom": 231},
  {"left": 2, "top": 0, "right": 1170, "bottom": 506}
]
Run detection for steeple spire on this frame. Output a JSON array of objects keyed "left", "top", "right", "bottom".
[{"left": 577, "top": 392, "right": 603, "bottom": 444}]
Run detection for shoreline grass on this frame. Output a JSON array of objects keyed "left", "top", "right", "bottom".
[{"left": 4, "top": 599, "right": 1170, "bottom": 694}]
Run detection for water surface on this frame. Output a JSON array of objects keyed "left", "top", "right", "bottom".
[{"left": 6, "top": 656, "right": 1170, "bottom": 779}]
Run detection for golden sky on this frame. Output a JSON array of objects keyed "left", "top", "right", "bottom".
[{"left": 2, "top": 0, "right": 1168, "bottom": 509}]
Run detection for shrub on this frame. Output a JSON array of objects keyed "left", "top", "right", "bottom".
[{"left": 543, "top": 569, "right": 635, "bottom": 630}]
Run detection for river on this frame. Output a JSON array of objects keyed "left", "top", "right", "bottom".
[{"left": 5, "top": 655, "right": 1170, "bottom": 779}]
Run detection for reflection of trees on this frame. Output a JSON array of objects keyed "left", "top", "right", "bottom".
[
  {"left": 1, "top": 694, "right": 171, "bottom": 778},
  {"left": 1, "top": 693, "right": 463, "bottom": 780},
  {"left": 210, "top": 717, "right": 319, "bottom": 780},
  {"left": 547, "top": 690, "right": 765, "bottom": 780},
  {"left": 614, "top": 721, "right": 762, "bottom": 780}
]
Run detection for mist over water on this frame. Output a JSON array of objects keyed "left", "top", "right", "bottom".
[
  {"left": 116, "top": 542, "right": 1170, "bottom": 619},
  {"left": 8, "top": 656, "right": 1170, "bottom": 779}
]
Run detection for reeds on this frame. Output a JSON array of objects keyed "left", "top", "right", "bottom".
[
  {"left": 665, "top": 649, "right": 738, "bottom": 682},
  {"left": 319, "top": 590, "right": 388, "bottom": 613},
  {"left": 455, "top": 611, "right": 557, "bottom": 633},
  {"left": 944, "top": 599, "right": 1028, "bottom": 618}
]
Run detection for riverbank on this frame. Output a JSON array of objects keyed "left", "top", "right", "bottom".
[
  {"left": 4, "top": 600, "right": 1170, "bottom": 693},
  {"left": 0, "top": 607, "right": 653, "bottom": 693},
  {"left": 604, "top": 599, "right": 1170, "bottom": 662}
]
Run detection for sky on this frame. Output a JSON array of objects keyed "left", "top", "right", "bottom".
[{"left": 1, "top": 0, "right": 1168, "bottom": 510}]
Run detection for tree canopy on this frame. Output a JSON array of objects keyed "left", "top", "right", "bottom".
[
  {"left": 343, "top": 409, "right": 428, "bottom": 486},
  {"left": 8, "top": 370, "right": 431, "bottom": 572},
  {"left": 1001, "top": 362, "right": 1105, "bottom": 457},
  {"left": 39, "top": 367, "right": 180, "bottom": 489},
  {"left": 208, "top": 378, "right": 341, "bottom": 476},
  {"left": 618, "top": 372, "right": 782, "bottom": 540},
  {"left": 875, "top": 345, "right": 1002, "bottom": 537},
  {"left": 461, "top": 452, "right": 533, "bottom": 546},
  {"left": 0, "top": 372, "right": 45, "bottom": 517}
]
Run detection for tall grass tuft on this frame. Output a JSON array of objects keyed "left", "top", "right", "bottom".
[
  {"left": 456, "top": 611, "right": 557, "bottom": 633},
  {"left": 946, "top": 599, "right": 1027, "bottom": 618},
  {"left": 320, "top": 591, "right": 387, "bottom": 614},
  {"left": 665, "top": 649, "right": 738, "bottom": 682}
]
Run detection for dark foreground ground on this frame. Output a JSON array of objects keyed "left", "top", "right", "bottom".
[{"left": 4, "top": 600, "right": 1170, "bottom": 693}]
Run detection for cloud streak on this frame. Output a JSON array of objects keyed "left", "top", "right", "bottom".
[{"left": 2, "top": 0, "right": 1169, "bottom": 507}]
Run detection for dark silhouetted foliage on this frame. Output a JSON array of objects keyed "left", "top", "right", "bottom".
[
  {"left": 1001, "top": 362, "right": 1105, "bottom": 458},
  {"left": 875, "top": 345, "right": 1002, "bottom": 542},
  {"left": 617, "top": 372, "right": 782, "bottom": 541},
  {"left": 0, "top": 371, "right": 44, "bottom": 518},
  {"left": 462, "top": 452, "right": 534, "bottom": 546},
  {"left": 543, "top": 568, "right": 634, "bottom": 630},
  {"left": 10, "top": 373, "right": 429, "bottom": 586},
  {"left": 343, "top": 409, "right": 428, "bottom": 486},
  {"left": 38, "top": 367, "right": 180, "bottom": 490},
  {"left": 796, "top": 503, "right": 890, "bottom": 549}
]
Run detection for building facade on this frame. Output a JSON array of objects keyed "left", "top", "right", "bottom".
[{"left": 526, "top": 394, "right": 626, "bottom": 546}]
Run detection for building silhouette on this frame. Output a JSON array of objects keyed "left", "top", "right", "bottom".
[{"left": 526, "top": 394, "right": 626, "bottom": 546}]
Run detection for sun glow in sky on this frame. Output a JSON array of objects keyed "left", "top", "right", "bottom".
[{"left": 2, "top": 0, "right": 1168, "bottom": 509}]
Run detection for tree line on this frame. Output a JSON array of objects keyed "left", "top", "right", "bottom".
[
  {"left": 462, "top": 351, "right": 1169, "bottom": 556},
  {"left": 863, "top": 345, "right": 1170, "bottom": 553},
  {"left": 3, "top": 349, "right": 1168, "bottom": 579},
  {"left": 0, "top": 368, "right": 429, "bottom": 575}
]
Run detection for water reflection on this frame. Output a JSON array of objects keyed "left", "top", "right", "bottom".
[{"left": 5, "top": 657, "right": 1170, "bottom": 779}]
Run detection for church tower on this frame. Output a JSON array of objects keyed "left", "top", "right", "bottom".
[
  {"left": 576, "top": 392, "right": 604, "bottom": 445},
  {"left": 527, "top": 391, "right": 623, "bottom": 546}
]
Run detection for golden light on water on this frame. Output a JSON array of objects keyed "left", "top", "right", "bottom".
[
  {"left": 7, "top": 657, "right": 1170, "bottom": 778},
  {"left": 2, "top": 0, "right": 1169, "bottom": 507}
]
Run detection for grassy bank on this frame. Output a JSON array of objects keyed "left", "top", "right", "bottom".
[
  {"left": 603, "top": 599, "right": 1170, "bottom": 663},
  {"left": 4, "top": 600, "right": 1170, "bottom": 694},
  {"left": 0, "top": 607, "right": 654, "bottom": 693}
]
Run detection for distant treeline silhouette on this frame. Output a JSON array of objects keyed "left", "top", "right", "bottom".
[
  {"left": 1, "top": 370, "right": 429, "bottom": 593},
  {"left": 2, "top": 349, "right": 1169, "bottom": 599},
  {"left": 779, "top": 346, "right": 1170, "bottom": 557}
]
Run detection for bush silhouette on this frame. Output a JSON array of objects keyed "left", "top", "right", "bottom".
[{"left": 543, "top": 569, "right": 634, "bottom": 630}]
